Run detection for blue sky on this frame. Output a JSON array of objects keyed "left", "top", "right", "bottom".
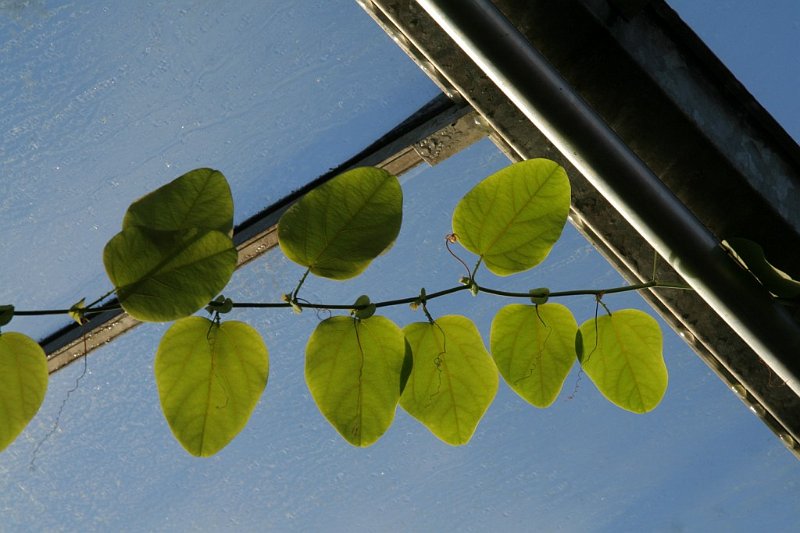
[{"left": 0, "top": 1, "right": 798, "bottom": 531}]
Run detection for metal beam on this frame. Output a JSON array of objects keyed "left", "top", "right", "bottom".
[
  {"left": 362, "top": 0, "right": 800, "bottom": 455},
  {"left": 414, "top": 0, "right": 800, "bottom": 396}
]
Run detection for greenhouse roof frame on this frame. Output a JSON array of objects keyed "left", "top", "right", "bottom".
[{"left": 361, "top": 0, "right": 800, "bottom": 456}]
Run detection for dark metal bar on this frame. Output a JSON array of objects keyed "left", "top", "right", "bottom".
[{"left": 415, "top": 0, "right": 800, "bottom": 394}]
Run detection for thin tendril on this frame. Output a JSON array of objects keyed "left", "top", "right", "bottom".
[
  {"left": 30, "top": 328, "right": 90, "bottom": 470},
  {"left": 429, "top": 319, "right": 447, "bottom": 401},
  {"left": 445, "top": 233, "right": 472, "bottom": 280}
]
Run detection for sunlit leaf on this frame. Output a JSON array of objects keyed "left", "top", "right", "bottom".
[
  {"left": 123, "top": 168, "right": 233, "bottom": 234},
  {"left": 400, "top": 315, "right": 498, "bottom": 445},
  {"left": 155, "top": 317, "right": 269, "bottom": 457},
  {"left": 104, "top": 226, "right": 237, "bottom": 322},
  {"left": 452, "top": 159, "right": 570, "bottom": 275},
  {"left": 305, "top": 315, "right": 406, "bottom": 446},
  {"left": 579, "top": 310, "right": 666, "bottom": 413},
  {"left": 278, "top": 167, "right": 402, "bottom": 280},
  {"left": 490, "top": 303, "right": 577, "bottom": 408},
  {"left": 0, "top": 332, "right": 48, "bottom": 452},
  {"left": 724, "top": 238, "right": 800, "bottom": 298}
]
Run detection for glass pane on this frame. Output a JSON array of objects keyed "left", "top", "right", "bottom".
[
  {"left": 667, "top": 0, "right": 800, "bottom": 142},
  {"left": 2, "top": 139, "right": 797, "bottom": 530},
  {"left": 0, "top": 0, "right": 439, "bottom": 340}
]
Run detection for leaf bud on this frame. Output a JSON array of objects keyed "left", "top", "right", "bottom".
[
  {"left": 351, "top": 295, "right": 376, "bottom": 320},
  {"left": 529, "top": 287, "right": 550, "bottom": 305},
  {"left": 469, "top": 282, "right": 479, "bottom": 297},
  {"left": 68, "top": 298, "right": 88, "bottom": 325}
]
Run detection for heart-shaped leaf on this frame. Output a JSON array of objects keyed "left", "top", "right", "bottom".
[
  {"left": 491, "top": 303, "right": 577, "bottom": 408},
  {"left": 104, "top": 226, "right": 237, "bottom": 322},
  {"left": 278, "top": 166, "right": 402, "bottom": 280},
  {"left": 0, "top": 332, "right": 48, "bottom": 452},
  {"left": 155, "top": 317, "right": 269, "bottom": 457},
  {"left": 123, "top": 168, "right": 233, "bottom": 234},
  {"left": 579, "top": 309, "right": 667, "bottom": 413},
  {"left": 452, "top": 159, "right": 570, "bottom": 275},
  {"left": 400, "top": 315, "right": 498, "bottom": 445},
  {"left": 305, "top": 315, "right": 406, "bottom": 446}
]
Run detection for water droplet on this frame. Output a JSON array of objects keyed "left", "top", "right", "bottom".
[
  {"left": 418, "top": 59, "right": 435, "bottom": 75},
  {"left": 749, "top": 403, "right": 765, "bottom": 417},
  {"left": 779, "top": 433, "right": 796, "bottom": 449},
  {"left": 568, "top": 214, "right": 585, "bottom": 230},
  {"left": 730, "top": 383, "right": 747, "bottom": 399},
  {"left": 392, "top": 33, "right": 409, "bottom": 48},
  {"left": 678, "top": 329, "right": 696, "bottom": 345}
]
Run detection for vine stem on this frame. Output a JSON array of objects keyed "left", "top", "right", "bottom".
[
  {"left": 470, "top": 258, "right": 482, "bottom": 281},
  {"left": 10, "top": 280, "right": 690, "bottom": 317},
  {"left": 290, "top": 268, "right": 311, "bottom": 302},
  {"left": 478, "top": 280, "right": 664, "bottom": 299},
  {"left": 83, "top": 288, "right": 117, "bottom": 312},
  {"left": 13, "top": 303, "right": 122, "bottom": 317}
]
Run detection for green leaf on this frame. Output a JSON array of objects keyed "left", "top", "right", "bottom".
[
  {"left": 351, "top": 294, "right": 376, "bottom": 320},
  {"left": 0, "top": 332, "right": 48, "bottom": 452},
  {"left": 278, "top": 167, "right": 402, "bottom": 280},
  {"left": 123, "top": 168, "right": 234, "bottom": 234},
  {"left": 305, "top": 315, "right": 406, "bottom": 447},
  {"left": 452, "top": 159, "right": 570, "bottom": 276},
  {"left": 400, "top": 315, "right": 498, "bottom": 445},
  {"left": 578, "top": 309, "right": 667, "bottom": 413},
  {"left": 0, "top": 305, "right": 14, "bottom": 328},
  {"left": 490, "top": 303, "right": 577, "bottom": 408},
  {"left": 104, "top": 226, "right": 237, "bottom": 322},
  {"left": 724, "top": 238, "right": 800, "bottom": 298},
  {"left": 155, "top": 317, "right": 269, "bottom": 457}
]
